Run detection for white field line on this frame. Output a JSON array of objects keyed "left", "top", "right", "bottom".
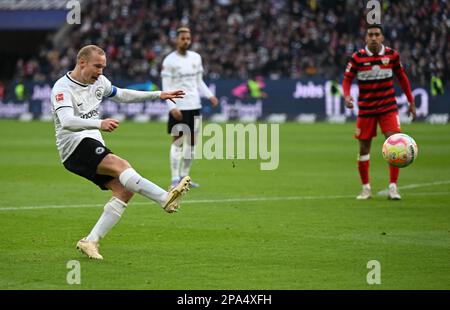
[
  {"left": 0, "top": 190, "right": 449, "bottom": 212},
  {"left": 376, "top": 180, "right": 450, "bottom": 196},
  {"left": 0, "top": 195, "right": 353, "bottom": 211}
]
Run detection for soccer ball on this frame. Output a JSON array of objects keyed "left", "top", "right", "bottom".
[{"left": 382, "top": 133, "right": 418, "bottom": 168}]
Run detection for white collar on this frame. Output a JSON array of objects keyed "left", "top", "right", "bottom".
[
  {"left": 66, "top": 71, "right": 89, "bottom": 87},
  {"left": 365, "top": 44, "right": 385, "bottom": 56}
]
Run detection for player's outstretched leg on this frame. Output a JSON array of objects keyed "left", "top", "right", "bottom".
[
  {"left": 98, "top": 155, "right": 192, "bottom": 212},
  {"left": 119, "top": 168, "right": 191, "bottom": 213}
]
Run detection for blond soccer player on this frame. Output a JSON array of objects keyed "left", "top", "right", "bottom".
[{"left": 51, "top": 45, "right": 191, "bottom": 259}]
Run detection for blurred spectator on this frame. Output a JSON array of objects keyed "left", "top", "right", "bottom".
[
  {"left": 14, "top": 80, "right": 25, "bottom": 101},
  {"left": 431, "top": 73, "right": 445, "bottom": 96},
  {"left": 24, "top": 0, "right": 450, "bottom": 85},
  {"left": 0, "top": 81, "right": 5, "bottom": 101}
]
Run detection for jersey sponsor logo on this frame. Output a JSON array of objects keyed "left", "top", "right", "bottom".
[
  {"left": 95, "top": 147, "right": 105, "bottom": 155},
  {"left": 95, "top": 87, "right": 104, "bottom": 100},
  {"left": 80, "top": 109, "right": 99, "bottom": 119},
  {"left": 173, "top": 72, "right": 199, "bottom": 78},
  {"left": 55, "top": 93, "right": 64, "bottom": 102},
  {"left": 357, "top": 68, "right": 393, "bottom": 81}
]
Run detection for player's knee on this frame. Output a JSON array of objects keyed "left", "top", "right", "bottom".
[
  {"left": 113, "top": 156, "right": 131, "bottom": 172},
  {"left": 120, "top": 158, "right": 131, "bottom": 169},
  {"left": 359, "top": 141, "right": 371, "bottom": 155},
  {"left": 103, "top": 154, "right": 132, "bottom": 176}
]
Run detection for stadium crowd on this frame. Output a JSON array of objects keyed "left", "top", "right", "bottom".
[{"left": 15, "top": 0, "right": 450, "bottom": 85}]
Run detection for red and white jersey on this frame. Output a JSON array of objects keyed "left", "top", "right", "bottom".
[{"left": 344, "top": 45, "right": 404, "bottom": 117}]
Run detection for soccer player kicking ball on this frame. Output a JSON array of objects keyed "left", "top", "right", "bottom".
[
  {"left": 342, "top": 25, "right": 416, "bottom": 200},
  {"left": 51, "top": 45, "right": 191, "bottom": 260}
]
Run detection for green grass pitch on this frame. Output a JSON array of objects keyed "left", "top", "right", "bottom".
[{"left": 0, "top": 120, "right": 449, "bottom": 289}]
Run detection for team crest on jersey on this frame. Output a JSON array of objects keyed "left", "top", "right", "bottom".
[
  {"left": 55, "top": 93, "right": 64, "bottom": 102},
  {"left": 381, "top": 57, "right": 390, "bottom": 65},
  {"left": 95, "top": 87, "right": 104, "bottom": 100},
  {"left": 95, "top": 147, "right": 105, "bottom": 155}
]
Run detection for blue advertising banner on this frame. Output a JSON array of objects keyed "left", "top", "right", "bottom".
[
  {"left": 0, "top": 10, "right": 68, "bottom": 30},
  {"left": 0, "top": 78, "right": 448, "bottom": 123}
]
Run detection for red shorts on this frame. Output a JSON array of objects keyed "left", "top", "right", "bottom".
[{"left": 355, "top": 111, "right": 401, "bottom": 140}]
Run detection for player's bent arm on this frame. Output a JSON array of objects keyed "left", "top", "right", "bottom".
[
  {"left": 343, "top": 55, "right": 357, "bottom": 105},
  {"left": 197, "top": 75, "right": 214, "bottom": 99},
  {"left": 342, "top": 75, "right": 353, "bottom": 98},
  {"left": 342, "top": 75, "right": 354, "bottom": 108},
  {"left": 56, "top": 107, "right": 102, "bottom": 131},
  {"left": 57, "top": 107, "right": 118, "bottom": 132},
  {"left": 393, "top": 53, "right": 414, "bottom": 104},
  {"left": 395, "top": 69, "right": 414, "bottom": 104},
  {"left": 396, "top": 69, "right": 416, "bottom": 120}
]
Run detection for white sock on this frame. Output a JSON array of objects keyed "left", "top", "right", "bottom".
[
  {"left": 358, "top": 154, "right": 370, "bottom": 161},
  {"left": 86, "top": 197, "right": 127, "bottom": 242},
  {"left": 180, "top": 146, "right": 195, "bottom": 177},
  {"left": 363, "top": 183, "right": 371, "bottom": 190},
  {"left": 170, "top": 143, "right": 183, "bottom": 182},
  {"left": 119, "top": 168, "right": 168, "bottom": 205}
]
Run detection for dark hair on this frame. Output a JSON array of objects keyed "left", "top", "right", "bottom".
[{"left": 366, "top": 24, "right": 383, "bottom": 35}]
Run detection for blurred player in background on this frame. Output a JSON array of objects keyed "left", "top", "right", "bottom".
[
  {"left": 161, "top": 27, "right": 219, "bottom": 189},
  {"left": 52, "top": 45, "right": 191, "bottom": 260},
  {"left": 343, "top": 25, "right": 416, "bottom": 200}
]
